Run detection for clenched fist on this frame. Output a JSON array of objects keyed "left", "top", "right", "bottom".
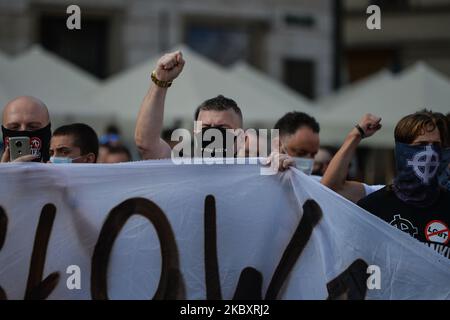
[
  {"left": 154, "top": 51, "right": 185, "bottom": 82},
  {"left": 357, "top": 113, "right": 382, "bottom": 138}
]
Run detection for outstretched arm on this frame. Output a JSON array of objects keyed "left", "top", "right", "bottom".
[
  {"left": 321, "top": 114, "right": 382, "bottom": 203},
  {"left": 135, "top": 51, "right": 185, "bottom": 160}
]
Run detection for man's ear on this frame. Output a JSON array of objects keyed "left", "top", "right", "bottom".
[{"left": 86, "top": 153, "right": 96, "bottom": 163}]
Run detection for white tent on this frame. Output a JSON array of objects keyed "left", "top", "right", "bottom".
[
  {"left": 0, "top": 51, "right": 12, "bottom": 107},
  {"left": 0, "top": 46, "right": 100, "bottom": 117},
  {"left": 0, "top": 50, "right": 10, "bottom": 72},
  {"left": 0, "top": 51, "right": 10, "bottom": 71},
  {"left": 91, "top": 44, "right": 221, "bottom": 127},
  {"left": 0, "top": 84, "right": 8, "bottom": 110},
  {"left": 91, "top": 45, "right": 319, "bottom": 135},
  {"left": 318, "top": 69, "right": 393, "bottom": 109},
  {"left": 318, "top": 62, "right": 450, "bottom": 147},
  {"left": 230, "top": 61, "right": 317, "bottom": 118}
]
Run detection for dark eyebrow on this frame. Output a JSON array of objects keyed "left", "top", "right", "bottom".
[
  {"left": 5, "top": 122, "right": 20, "bottom": 128},
  {"left": 202, "top": 124, "right": 232, "bottom": 129}
]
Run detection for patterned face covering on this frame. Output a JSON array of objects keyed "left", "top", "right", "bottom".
[
  {"left": 393, "top": 142, "right": 442, "bottom": 207},
  {"left": 438, "top": 148, "right": 450, "bottom": 191}
]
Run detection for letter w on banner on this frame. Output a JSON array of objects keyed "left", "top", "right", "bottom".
[{"left": 0, "top": 161, "right": 449, "bottom": 299}]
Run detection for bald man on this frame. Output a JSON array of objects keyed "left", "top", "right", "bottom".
[{"left": 1, "top": 96, "right": 51, "bottom": 162}]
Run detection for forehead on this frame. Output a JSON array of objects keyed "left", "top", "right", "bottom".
[
  {"left": 3, "top": 102, "right": 48, "bottom": 127},
  {"left": 285, "top": 127, "right": 320, "bottom": 149},
  {"left": 197, "top": 109, "right": 242, "bottom": 128},
  {"left": 412, "top": 127, "right": 441, "bottom": 144},
  {"left": 50, "top": 135, "right": 77, "bottom": 148}
]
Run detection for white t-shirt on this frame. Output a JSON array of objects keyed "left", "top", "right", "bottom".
[
  {"left": 363, "top": 183, "right": 384, "bottom": 196},
  {"left": 310, "top": 175, "right": 384, "bottom": 197}
]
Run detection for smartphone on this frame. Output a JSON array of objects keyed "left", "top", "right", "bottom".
[{"left": 9, "top": 137, "right": 31, "bottom": 161}]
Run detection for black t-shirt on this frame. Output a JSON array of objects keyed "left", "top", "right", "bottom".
[{"left": 357, "top": 186, "right": 450, "bottom": 259}]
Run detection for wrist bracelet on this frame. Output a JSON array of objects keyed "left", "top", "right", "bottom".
[
  {"left": 355, "top": 124, "right": 365, "bottom": 139},
  {"left": 151, "top": 71, "right": 173, "bottom": 88}
]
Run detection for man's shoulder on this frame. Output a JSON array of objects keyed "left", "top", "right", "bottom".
[{"left": 357, "top": 186, "right": 390, "bottom": 208}]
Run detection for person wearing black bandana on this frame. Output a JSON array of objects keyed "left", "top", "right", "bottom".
[
  {"left": 135, "top": 50, "right": 294, "bottom": 171},
  {"left": 358, "top": 110, "right": 450, "bottom": 260},
  {"left": 1, "top": 96, "right": 51, "bottom": 163}
]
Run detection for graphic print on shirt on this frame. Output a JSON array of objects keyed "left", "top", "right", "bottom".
[
  {"left": 389, "top": 214, "right": 418, "bottom": 238},
  {"left": 425, "top": 220, "right": 449, "bottom": 245}
]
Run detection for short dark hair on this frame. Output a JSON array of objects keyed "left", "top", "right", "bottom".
[
  {"left": 53, "top": 123, "right": 99, "bottom": 160},
  {"left": 194, "top": 95, "right": 243, "bottom": 123},
  {"left": 107, "top": 145, "right": 132, "bottom": 161},
  {"left": 395, "top": 110, "right": 448, "bottom": 146},
  {"left": 105, "top": 124, "right": 120, "bottom": 135},
  {"left": 274, "top": 111, "right": 320, "bottom": 137}
]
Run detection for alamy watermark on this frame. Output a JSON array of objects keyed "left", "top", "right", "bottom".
[
  {"left": 169, "top": 122, "right": 280, "bottom": 175},
  {"left": 367, "top": 5, "right": 381, "bottom": 30},
  {"left": 367, "top": 265, "right": 381, "bottom": 290},
  {"left": 66, "top": 5, "right": 81, "bottom": 30}
]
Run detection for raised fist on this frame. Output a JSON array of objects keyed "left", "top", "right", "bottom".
[
  {"left": 357, "top": 113, "right": 382, "bottom": 138},
  {"left": 154, "top": 51, "right": 185, "bottom": 82}
]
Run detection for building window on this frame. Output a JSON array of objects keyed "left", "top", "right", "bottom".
[
  {"left": 183, "top": 17, "right": 268, "bottom": 68},
  {"left": 345, "top": 48, "right": 401, "bottom": 82},
  {"left": 186, "top": 25, "right": 250, "bottom": 67},
  {"left": 284, "top": 14, "right": 316, "bottom": 28},
  {"left": 39, "top": 14, "right": 110, "bottom": 79},
  {"left": 283, "top": 59, "right": 316, "bottom": 99}
]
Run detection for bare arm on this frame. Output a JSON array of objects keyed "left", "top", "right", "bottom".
[
  {"left": 135, "top": 51, "right": 185, "bottom": 160},
  {"left": 321, "top": 130, "right": 366, "bottom": 203},
  {"left": 135, "top": 85, "right": 172, "bottom": 159},
  {"left": 321, "top": 114, "right": 382, "bottom": 203}
]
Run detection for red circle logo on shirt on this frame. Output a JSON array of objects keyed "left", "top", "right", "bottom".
[
  {"left": 425, "top": 220, "right": 449, "bottom": 244},
  {"left": 30, "top": 137, "right": 41, "bottom": 150}
]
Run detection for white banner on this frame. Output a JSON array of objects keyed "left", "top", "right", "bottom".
[{"left": 0, "top": 160, "right": 449, "bottom": 300}]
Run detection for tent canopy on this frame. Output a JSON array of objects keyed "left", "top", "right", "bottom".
[
  {"left": 0, "top": 46, "right": 100, "bottom": 116},
  {"left": 230, "top": 61, "right": 317, "bottom": 120},
  {"left": 318, "top": 69, "right": 393, "bottom": 109},
  {"left": 318, "top": 62, "right": 450, "bottom": 147},
  {"left": 91, "top": 44, "right": 318, "bottom": 130}
]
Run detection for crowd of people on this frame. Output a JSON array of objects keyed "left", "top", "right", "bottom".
[{"left": 1, "top": 50, "right": 450, "bottom": 259}]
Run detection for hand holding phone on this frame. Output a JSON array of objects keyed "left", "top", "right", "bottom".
[{"left": 9, "top": 136, "right": 31, "bottom": 161}]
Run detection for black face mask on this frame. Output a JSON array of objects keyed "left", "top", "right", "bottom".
[
  {"left": 2, "top": 123, "right": 52, "bottom": 162},
  {"left": 393, "top": 142, "right": 441, "bottom": 207},
  {"left": 195, "top": 127, "right": 237, "bottom": 158}
]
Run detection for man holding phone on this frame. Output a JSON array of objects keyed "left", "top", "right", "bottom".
[{"left": 1, "top": 96, "right": 51, "bottom": 163}]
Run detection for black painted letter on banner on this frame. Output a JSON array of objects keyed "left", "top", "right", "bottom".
[
  {"left": 24, "top": 204, "right": 60, "bottom": 300},
  {"left": 91, "top": 197, "right": 183, "bottom": 300}
]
